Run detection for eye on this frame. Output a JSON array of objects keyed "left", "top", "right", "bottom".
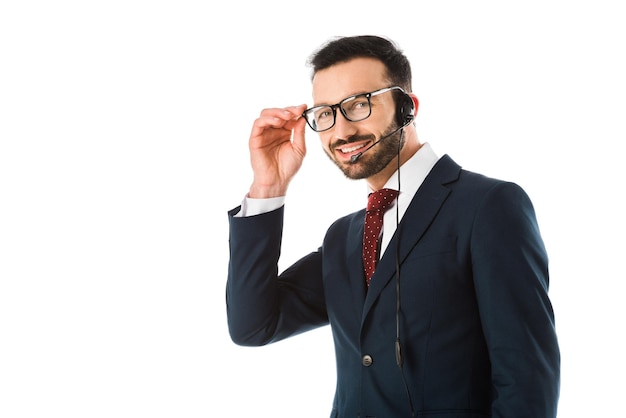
[
  {"left": 353, "top": 99, "right": 369, "bottom": 109},
  {"left": 345, "top": 96, "right": 370, "bottom": 111},
  {"left": 343, "top": 95, "right": 371, "bottom": 120},
  {"left": 314, "top": 108, "right": 333, "bottom": 121}
]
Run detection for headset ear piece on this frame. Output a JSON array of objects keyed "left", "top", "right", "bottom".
[{"left": 396, "top": 92, "right": 416, "bottom": 127}]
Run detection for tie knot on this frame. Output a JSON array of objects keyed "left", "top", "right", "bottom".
[{"left": 366, "top": 188, "right": 398, "bottom": 213}]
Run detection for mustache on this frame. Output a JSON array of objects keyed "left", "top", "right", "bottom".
[{"left": 330, "top": 134, "right": 376, "bottom": 150}]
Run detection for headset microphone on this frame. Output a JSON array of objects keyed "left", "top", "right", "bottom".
[
  {"left": 343, "top": 90, "right": 418, "bottom": 414},
  {"left": 349, "top": 114, "right": 414, "bottom": 163}
]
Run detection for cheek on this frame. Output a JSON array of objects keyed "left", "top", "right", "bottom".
[{"left": 372, "top": 111, "right": 396, "bottom": 132}]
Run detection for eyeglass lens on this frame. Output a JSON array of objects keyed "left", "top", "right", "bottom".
[{"left": 307, "top": 93, "right": 372, "bottom": 132}]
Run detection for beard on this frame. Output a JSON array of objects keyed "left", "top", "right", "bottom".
[{"left": 326, "top": 124, "right": 405, "bottom": 180}]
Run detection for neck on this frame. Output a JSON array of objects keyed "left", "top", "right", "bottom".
[{"left": 367, "top": 138, "right": 422, "bottom": 191}]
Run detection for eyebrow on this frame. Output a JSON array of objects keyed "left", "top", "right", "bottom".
[{"left": 312, "top": 89, "right": 380, "bottom": 108}]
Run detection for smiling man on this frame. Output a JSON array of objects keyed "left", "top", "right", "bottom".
[
  {"left": 226, "top": 35, "right": 560, "bottom": 418},
  {"left": 308, "top": 58, "right": 419, "bottom": 186}
]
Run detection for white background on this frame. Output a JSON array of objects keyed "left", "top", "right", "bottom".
[{"left": 1, "top": 1, "right": 624, "bottom": 417}]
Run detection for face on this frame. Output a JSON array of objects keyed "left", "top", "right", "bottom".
[{"left": 311, "top": 58, "right": 403, "bottom": 180}]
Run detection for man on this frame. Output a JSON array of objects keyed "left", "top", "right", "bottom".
[{"left": 226, "top": 35, "right": 560, "bottom": 417}]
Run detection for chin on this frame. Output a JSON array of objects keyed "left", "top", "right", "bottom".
[{"left": 334, "top": 159, "right": 370, "bottom": 180}]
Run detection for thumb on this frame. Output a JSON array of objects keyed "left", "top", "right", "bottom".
[{"left": 292, "top": 107, "right": 308, "bottom": 158}]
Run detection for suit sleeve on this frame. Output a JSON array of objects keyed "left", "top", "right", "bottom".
[
  {"left": 226, "top": 206, "right": 328, "bottom": 346},
  {"left": 471, "top": 182, "right": 560, "bottom": 417}
]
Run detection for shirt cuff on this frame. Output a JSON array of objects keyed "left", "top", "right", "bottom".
[{"left": 234, "top": 195, "right": 286, "bottom": 217}]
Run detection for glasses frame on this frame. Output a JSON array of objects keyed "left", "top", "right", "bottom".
[{"left": 302, "top": 86, "right": 406, "bottom": 132}]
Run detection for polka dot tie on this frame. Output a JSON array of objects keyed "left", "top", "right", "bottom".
[{"left": 363, "top": 188, "right": 398, "bottom": 286}]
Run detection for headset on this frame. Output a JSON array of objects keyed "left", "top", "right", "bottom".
[
  {"left": 350, "top": 89, "right": 416, "bottom": 163},
  {"left": 349, "top": 87, "right": 418, "bottom": 415},
  {"left": 392, "top": 88, "right": 417, "bottom": 416},
  {"left": 394, "top": 89, "right": 416, "bottom": 128}
]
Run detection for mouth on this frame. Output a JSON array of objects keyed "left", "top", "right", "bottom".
[{"left": 335, "top": 141, "right": 369, "bottom": 160}]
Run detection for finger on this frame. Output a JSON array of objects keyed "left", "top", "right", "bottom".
[
  {"left": 252, "top": 105, "right": 307, "bottom": 135},
  {"left": 291, "top": 116, "right": 307, "bottom": 157},
  {"left": 284, "top": 104, "right": 308, "bottom": 118},
  {"left": 259, "top": 106, "right": 305, "bottom": 122},
  {"left": 249, "top": 115, "right": 290, "bottom": 141},
  {"left": 281, "top": 104, "right": 309, "bottom": 129}
]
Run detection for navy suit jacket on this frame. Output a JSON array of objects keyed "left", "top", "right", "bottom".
[{"left": 227, "top": 155, "right": 560, "bottom": 417}]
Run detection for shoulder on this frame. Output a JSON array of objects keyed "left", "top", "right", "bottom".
[
  {"left": 429, "top": 156, "right": 539, "bottom": 225},
  {"left": 437, "top": 155, "right": 532, "bottom": 202},
  {"left": 324, "top": 208, "right": 365, "bottom": 243}
]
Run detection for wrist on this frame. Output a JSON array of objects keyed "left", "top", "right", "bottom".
[{"left": 248, "top": 182, "right": 288, "bottom": 199}]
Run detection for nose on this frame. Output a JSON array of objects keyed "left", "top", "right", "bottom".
[{"left": 331, "top": 109, "right": 358, "bottom": 140}]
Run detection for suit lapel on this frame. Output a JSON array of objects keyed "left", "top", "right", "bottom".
[
  {"left": 348, "top": 211, "right": 368, "bottom": 314},
  {"left": 362, "top": 155, "right": 461, "bottom": 320}
]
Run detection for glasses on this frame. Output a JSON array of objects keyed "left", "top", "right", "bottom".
[{"left": 302, "top": 86, "right": 405, "bottom": 132}]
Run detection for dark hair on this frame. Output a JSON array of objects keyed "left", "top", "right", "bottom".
[{"left": 307, "top": 35, "right": 412, "bottom": 92}]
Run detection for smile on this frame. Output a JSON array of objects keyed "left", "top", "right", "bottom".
[{"left": 338, "top": 143, "right": 367, "bottom": 154}]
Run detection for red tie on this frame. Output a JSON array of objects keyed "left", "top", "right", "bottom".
[{"left": 363, "top": 188, "right": 398, "bottom": 286}]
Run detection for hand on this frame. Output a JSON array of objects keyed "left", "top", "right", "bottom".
[{"left": 248, "top": 104, "right": 308, "bottom": 198}]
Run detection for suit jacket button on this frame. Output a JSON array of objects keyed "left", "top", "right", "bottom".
[{"left": 362, "top": 355, "right": 373, "bottom": 367}]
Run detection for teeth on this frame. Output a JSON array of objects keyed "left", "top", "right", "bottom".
[{"left": 339, "top": 143, "right": 366, "bottom": 154}]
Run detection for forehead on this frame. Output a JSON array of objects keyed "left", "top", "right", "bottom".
[{"left": 311, "top": 57, "right": 389, "bottom": 105}]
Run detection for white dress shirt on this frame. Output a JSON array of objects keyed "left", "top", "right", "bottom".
[{"left": 375, "top": 142, "right": 439, "bottom": 256}]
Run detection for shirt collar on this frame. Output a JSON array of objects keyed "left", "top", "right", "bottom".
[{"left": 367, "top": 142, "right": 440, "bottom": 202}]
